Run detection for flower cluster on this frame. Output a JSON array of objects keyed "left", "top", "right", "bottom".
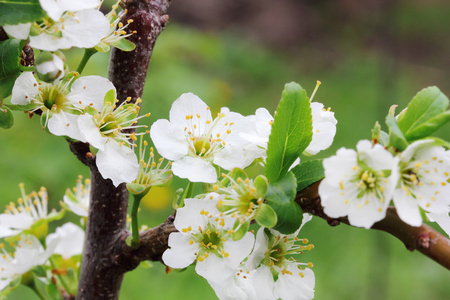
[
  {"left": 151, "top": 92, "right": 337, "bottom": 183},
  {"left": 4, "top": 0, "right": 109, "bottom": 51},
  {"left": 319, "top": 139, "right": 450, "bottom": 228},
  {"left": 11, "top": 71, "right": 147, "bottom": 186},
  {"left": 0, "top": 185, "right": 85, "bottom": 295},
  {"left": 163, "top": 193, "right": 315, "bottom": 300}
]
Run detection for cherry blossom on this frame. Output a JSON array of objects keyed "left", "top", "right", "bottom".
[{"left": 319, "top": 140, "right": 400, "bottom": 228}]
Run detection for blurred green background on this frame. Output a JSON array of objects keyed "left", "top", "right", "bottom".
[{"left": 1, "top": 0, "right": 449, "bottom": 299}]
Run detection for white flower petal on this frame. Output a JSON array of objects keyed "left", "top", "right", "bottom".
[
  {"left": 172, "top": 156, "right": 217, "bottom": 183},
  {"left": 48, "top": 113, "right": 84, "bottom": 141},
  {"left": 174, "top": 196, "right": 219, "bottom": 231},
  {"left": 29, "top": 32, "right": 72, "bottom": 51},
  {"left": 62, "top": 10, "right": 109, "bottom": 49},
  {"left": 246, "top": 227, "right": 269, "bottom": 270},
  {"left": 162, "top": 232, "right": 197, "bottom": 269},
  {"left": 46, "top": 223, "right": 85, "bottom": 259},
  {"left": 393, "top": 188, "right": 423, "bottom": 227},
  {"left": 3, "top": 23, "right": 31, "bottom": 39},
  {"left": 223, "top": 232, "right": 255, "bottom": 268},
  {"left": 150, "top": 119, "right": 188, "bottom": 160},
  {"left": 195, "top": 254, "right": 234, "bottom": 283},
  {"left": 169, "top": 93, "right": 211, "bottom": 130},
  {"left": 11, "top": 72, "right": 39, "bottom": 105},
  {"left": 96, "top": 141, "right": 139, "bottom": 186},
  {"left": 275, "top": 266, "right": 315, "bottom": 300},
  {"left": 77, "top": 114, "right": 108, "bottom": 150},
  {"left": 67, "top": 76, "right": 116, "bottom": 111},
  {"left": 427, "top": 212, "right": 450, "bottom": 237}
]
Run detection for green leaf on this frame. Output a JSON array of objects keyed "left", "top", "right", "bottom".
[
  {"left": 404, "top": 110, "right": 450, "bottom": 141},
  {"left": 0, "top": 75, "right": 17, "bottom": 100},
  {"left": 386, "top": 106, "right": 408, "bottom": 151},
  {"left": 0, "top": 39, "right": 26, "bottom": 77},
  {"left": 0, "top": 0, "right": 46, "bottom": 26},
  {"left": 45, "top": 280, "right": 63, "bottom": 300},
  {"left": 265, "top": 172, "right": 303, "bottom": 234},
  {"left": 0, "top": 105, "right": 14, "bottom": 129},
  {"left": 291, "top": 159, "right": 324, "bottom": 191},
  {"left": 397, "top": 86, "right": 449, "bottom": 140},
  {"left": 110, "top": 38, "right": 136, "bottom": 52},
  {"left": 265, "top": 82, "right": 313, "bottom": 182}
]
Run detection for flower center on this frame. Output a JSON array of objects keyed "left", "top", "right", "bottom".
[
  {"left": 40, "top": 86, "right": 68, "bottom": 111},
  {"left": 193, "top": 137, "right": 211, "bottom": 156}
]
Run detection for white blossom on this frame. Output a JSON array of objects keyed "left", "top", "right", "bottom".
[
  {"left": 150, "top": 93, "right": 252, "bottom": 183},
  {"left": 63, "top": 176, "right": 90, "bottom": 217},
  {"left": 319, "top": 140, "right": 400, "bottom": 228},
  {"left": 46, "top": 222, "right": 85, "bottom": 259},
  {"left": 0, "top": 235, "right": 55, "bottom": 291},
  {"left": 0, "top": 185, "right": 60, "bottom": 239},
  {"left": 4, "top": 9, "right": 109, "bottom": 51},
  {"left": 393, "top": 140, "right": 450, "bottom": 226},
  {"left": 162, "top": 194, "right": 255, "bottom": 283},
  {"left": 11, "top": 72, "right": 115, "bottom": 141}
]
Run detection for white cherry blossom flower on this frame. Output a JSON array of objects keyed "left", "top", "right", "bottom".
[
  {"left": 46, "top": 222, "right": 85, "bottom": 259},
  {"left": 0, "top": 235, "right": 55, "bottom": 291},
  {"left": 76, "top": 97, "right": 148, "bottom": 186},
  {"left": 240, "top": 101, "right": 337, "bottom": 163},
  {"left": 39, "top": 0, "right": 101, "bottom": 21},
  {"left": 11, "top": 72, "right": 115, "bottom": 141},
  {"left": 305, "top": 102, "right": 337, "bottom": 155},
  {"left": 244, "top": 214, "right": 315, "bottom": 300},
  {"left": 4, "top": 9, "right": 109, "bottom": 51},
  {"left": 63, "top": 175, "right": 90, "bottom": 217},
  {"left": 0, "top": 185, "right": 61, "bottom": 239},
  {"left": 35, "top": 52, "right": 65, "bottom": 83},
  {"left": 393, "top": 140, "right": 450, "bottom": 226},
  {"left": 319, "top": 140, "right": 400, "bottom": 228},
  {"left": 150, "top": 93, "right": 251, "bottom": 183},
  {"left": 162, "top": 194, "right": 255, "bottom": 283},
  {"left": 208, "top": 263, "right": 276, "bottom": 300}
]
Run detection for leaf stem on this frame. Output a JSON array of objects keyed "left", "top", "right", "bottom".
[{"left": 76, "top": 48, "right": 97, "bottom": 74}]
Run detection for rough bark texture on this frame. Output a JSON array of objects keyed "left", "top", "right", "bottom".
[
  {"left": 76, "top": 1, "right": 171, "bottom": 299},
  {"left": 108, "top": 0, "right": 171, "bottom": 104}
]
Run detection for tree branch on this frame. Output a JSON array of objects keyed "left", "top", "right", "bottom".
[
  {"left": 119, "top": 180, "right": 450, "bottom": 272},
  {"left": 76, "top": 1, "right": 171, "bottom": 299}
]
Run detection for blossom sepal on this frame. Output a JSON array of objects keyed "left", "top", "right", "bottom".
[{"left": 126, "top": 183, "right": 148, "bottom": 195}]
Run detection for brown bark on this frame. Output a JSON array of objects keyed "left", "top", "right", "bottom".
[{"left": 75, "top": 1, "right": 171, "bottom": 299}]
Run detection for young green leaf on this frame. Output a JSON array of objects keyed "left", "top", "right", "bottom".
[
  {"left": 0, "top": 105, "right": 14, "bottom": 129},
  {"left": 402, "top": 110, "right": 450, "bottom": 141},
  {"left": 397, "top": 86, "right": 449, "bottom": 140},
  {"left": 386, "top": 106, "right": 408, "bottom": 151},
  {"left": 0, "top": 75, "right": 17, "bottom": 101},
  {"left": 291, "top": 159, "right": 324, "bottom": 191},
  {"left": 265, "top": 82, "right": 313, "bottom": 182},
  {"left": 0, "top": 0, "right": 46, "bottom": 26},
  {"left": 265, "top": 172, "right": 303, "bottom": 234}
]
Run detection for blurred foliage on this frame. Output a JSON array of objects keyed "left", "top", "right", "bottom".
[{"left": 2, "top": 1, "right": 450, "bottom": 299}]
